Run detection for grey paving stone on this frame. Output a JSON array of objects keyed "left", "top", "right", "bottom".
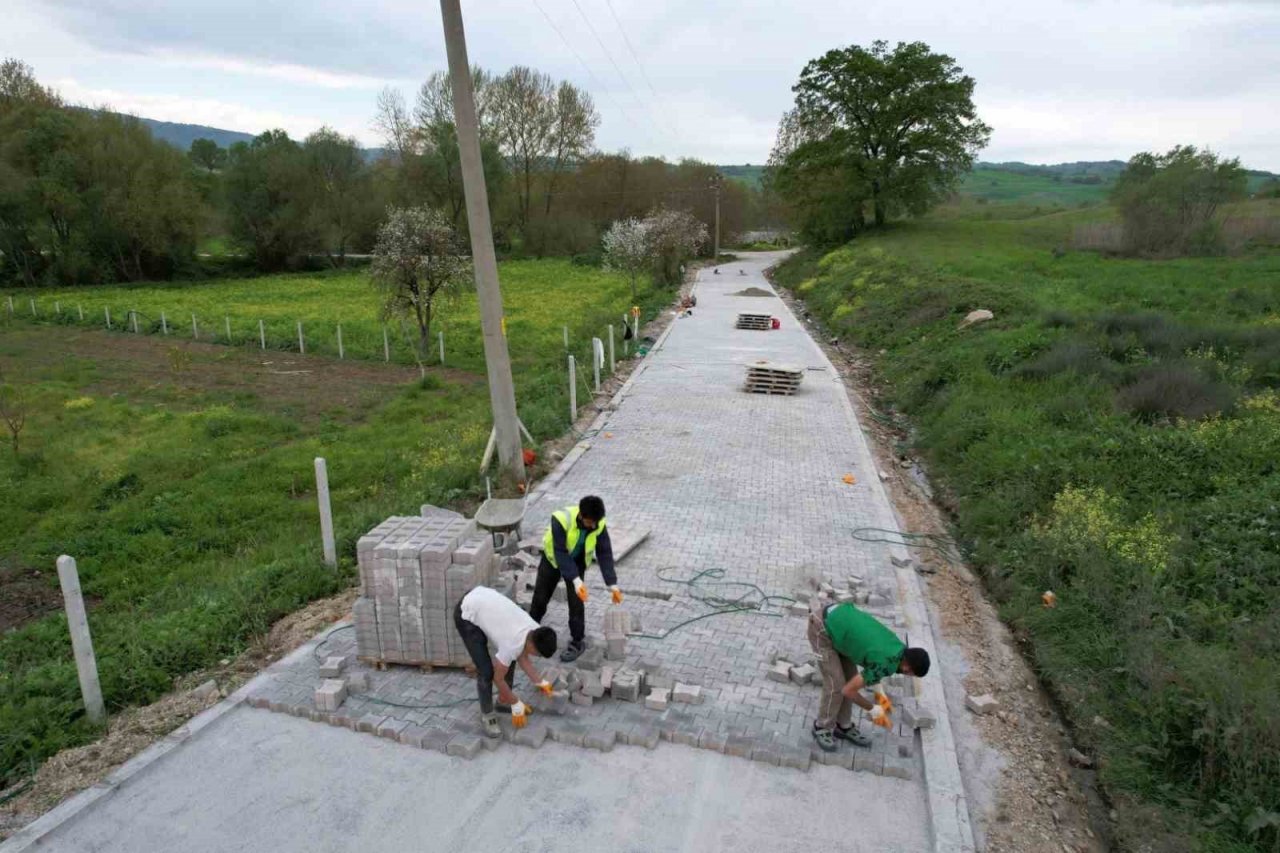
[
  {"left": 377, "top": 719, "right": 410, "bottom": 740},
  {"left": 356, "top": 713, "right": 387, "bottom": 734},
  {"left": 513, "top": 724, "right": 548, "bottom": 749},
  {"left": 624, "top": 726, "right": 660, "bottom": 750},
  {"left": 446, "top": 734, "right": 483, "bottom": 758},
  {"left": 853, "top": 751, "right": 885, "bottom": 775},
  {"left": 583, "top": 730, "right": 617, "bottom": 752},
  {"left": 549, "top": 724, "right": 588, "bottom": 747},
  {"left": 724, "top": 735, "right": 754, "bottom": 758},
  {"left": 750, "top": 742, "right": 781, "bottom": 766},
  {"left": 882, "top": 755, "right": 914, "bottom": 780},
  {"left": 698, "top": 731, "right": 727, "bottom": 753}
]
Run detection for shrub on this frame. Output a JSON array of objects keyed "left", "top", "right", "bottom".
[
  {"left": 1014, "top": 341, "right": 1117, "bottom": 380},
  {"left": 1111, "top": 146, "right": 1247, "bottom": 256},
  {"left": 1115, "top": 363, "right": 1236, "bottom": 422}
]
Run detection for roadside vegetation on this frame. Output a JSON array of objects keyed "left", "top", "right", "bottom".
[{"left": 775, "top": 196, "right": 1280, "bottom": 849}]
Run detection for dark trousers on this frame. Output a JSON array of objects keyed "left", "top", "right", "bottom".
[
  {"left": 453, "top": 601, "right": 514, "bottom": 714},
  {"left": 528, "top": 555, "right": 584, "bottom": 646}
]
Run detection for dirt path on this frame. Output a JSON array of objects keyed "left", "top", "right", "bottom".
[{"left": 772, "top": 273, "right": 1112, "bottom": 853}]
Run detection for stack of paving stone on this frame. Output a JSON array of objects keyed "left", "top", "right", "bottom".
[
  {"left": 734, "top": 312, "right": 773, "bottom": 330},
  {"left": 743, "top": 362, "right": 804, "bottom": 396},
  {"left": 354, "top": 509, "right": 499, "bottom": 667}
]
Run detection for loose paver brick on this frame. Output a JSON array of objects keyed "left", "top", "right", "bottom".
[
  {"left": 767, "top": 662, "right": 793, "bottom": 684},
  {"left": 446, "top": 734, "right": 483, "bottom": 758},
  {"left": 672, "top": 683, "right": 702, "bottom": 704},
  {"left": 788, "top": 664, "right": 816, "bottom": 685},
  {"left": 583, "top": 729, "right": 618, "bottom": 752},
  {"left": 965, "top": 693, "right": 999, "bottom": 715},
  {"left": 356, "top": 713, "right": 387, "bottom": 734},
  {"left": 319, "top": 656, "right": 348, "bottom": 678},
  {"left": 645, "top": 688, "right": 670, "bottom": 711}
]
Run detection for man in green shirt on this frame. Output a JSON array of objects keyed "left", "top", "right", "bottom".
[{"left": 807, "top": 599, "right": 931, "bottom": 752}]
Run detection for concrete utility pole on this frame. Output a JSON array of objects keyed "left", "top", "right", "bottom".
[
  {"left": 711, "top": 171, "right": 722, "bottom": 262},
  {"left": 440, "top": 0, "right": 526, "bottom": 490}
]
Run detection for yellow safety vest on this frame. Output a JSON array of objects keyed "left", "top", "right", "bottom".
[{"left": 542, "top": 506, "right": 605, "bottom": 570}]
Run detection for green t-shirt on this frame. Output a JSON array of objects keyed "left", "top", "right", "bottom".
[{"left": 824, "top": 603, "right": 904, "bottom": 686}]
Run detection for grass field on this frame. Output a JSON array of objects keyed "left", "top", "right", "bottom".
[
  {"left": 0, "top": 259, "right": 666, "bottom": 788},
  {"left": 775, "top": 208, "right": 1280, "bottom": 851}
]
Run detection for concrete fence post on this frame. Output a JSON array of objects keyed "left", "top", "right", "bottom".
[
  {"left": 438, "top": 331, "right": 445, "bottom": 365},
  {"left": 562, "top": 325, "right": 568, "bottom": 348},
  {"left": 568, "top": 354, "right": 577, "bottom": 421},
  {"left": 6, "top": 296, "right": 12, "bottom": 315},
  {"left": 56, "top": 556, "right": 106, "bottom": 725},
  {"left": 259, "top": 319, "right": 266, "bottom": 350},
  {"left": 30, "top": 298, "right": 36, "bottom": 317},
  {"left": 382, "top": 326, "right": 390, "bottom": 362},
  {"left": 55, "top": 301, "right": 61, "bottom": 317},
  {"left": 105, "top": 307, "right": 112, "bottom": 329},
  {"left": 191, "top": 314, "right": 198, "bottom": 339},
  {"left": 592, "top": 337, "right": 602, "bottom": 392},
  {"left": 608, "top": 325, "right": 615, "bottom": 373},
  {"left": 131, "top": 310, "right": 139, "bottom": 334},
  {"left": 297, "top": 321, "right": 305, "bottom": 354},
  {"left": 78, "top": 303, "right": 84, "bottom": 321},
  {"left": 161, "top": 311, "right": 168, "bottom": 335},
  {"left": 337, "top": 324, "right": 344, "bottom": 359},
  {"left": 224, "top": 316, "right": 231, "bottom": 343},
  {"left": 314, "top": 458, "right": 336, "bottom": 568}
]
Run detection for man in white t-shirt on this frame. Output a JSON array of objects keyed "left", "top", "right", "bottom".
[{"left": 455, "top": 586, "right": 559, "bottom": 738}]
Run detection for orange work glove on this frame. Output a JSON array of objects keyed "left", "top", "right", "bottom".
[
  {"left": 610, "top": 585, "right": 623, "bottom": 605},
  {"left": 573, "top": 578, "right": 588, "bottom": 603},
  {"left": 537, "top": 680, "right": 554, "bottom": 697},
  {"left": 511, "top": 701, "right": 530, "bottom": 729},
  {"left": 870, "top": 704, "right": 892, "bottom": 729},
  {"left": 875, "top": 687, "right": 894, "bottom": 714}
]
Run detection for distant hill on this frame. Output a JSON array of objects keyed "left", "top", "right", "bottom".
[
  {"left": 720, "top": 159, "right": 1279, "bottom": 203},
  {"left": 134, "top": 117, "right": 257, "bottom": 150},
  {"left": 124, "top": 115, "right": 387, "bottom": 161}
]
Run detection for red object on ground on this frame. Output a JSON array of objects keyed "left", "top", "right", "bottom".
[
  {"left": 771, "top": 318, "right": 781, "bottom": 329},
  {"left": 523, "top": 448, "right": 536, "bottom": 466}
]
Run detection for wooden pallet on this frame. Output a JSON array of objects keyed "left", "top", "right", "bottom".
[
  {"left": 358, "top": 656, "right": 477, "bottom": 676},
  {"left": 744, "top": 362, "right": 803, "bottom": 395},
  {"left": 735, "top": 312, "right": 773, "bottom": 330}
]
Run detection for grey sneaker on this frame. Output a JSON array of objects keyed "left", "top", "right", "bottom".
[
  {"left": 811, "top": 724, "right": 838, "bottom": 753},
  {"left": 480, "top": 712, "right": 501, "bottom": 739},
  {"left": 560, "top": 641, "right": 585, "bottom": 663}
]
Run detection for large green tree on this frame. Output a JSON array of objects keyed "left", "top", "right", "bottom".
[
  {"left": 302, "top": 127, "right": 377, "bottom": 265},
  {"left": 769, "top": 40, "right": 990, "bottom": 239},
  {"left": 223, "top": 130, "right": 313, "bottom": 270},
  {"left": 1111, "top": 145, "right": 1246, "bottom": 255}
]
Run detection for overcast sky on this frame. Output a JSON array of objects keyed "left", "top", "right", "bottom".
[{"left": 3, "top": 0, "right": 1278, "bottom": 170}]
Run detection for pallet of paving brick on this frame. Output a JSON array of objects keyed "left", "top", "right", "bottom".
[
  {"left": 353, "top": 510, "right": 496, "bottom": 669},
  {"left": 743, "top": 363, "right": 804, "bottom": 395},
  {"left": 735, "top": 312, "right": 773, "bottom": 330}
]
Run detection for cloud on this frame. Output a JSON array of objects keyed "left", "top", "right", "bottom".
[{"left": 53, "top": 79, "right": 370, "bottom": 143}]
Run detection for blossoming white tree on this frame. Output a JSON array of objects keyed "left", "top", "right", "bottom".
[
  {"left": 371, "top": 206, "right": 470, "bottom": 368},
  {"left": 601, "top": 217, "right": 651, "bottom": 300}
]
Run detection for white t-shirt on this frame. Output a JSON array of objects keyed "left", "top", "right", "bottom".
[{"left": 460, "top": 586, "right": 538, "bottom": 666}]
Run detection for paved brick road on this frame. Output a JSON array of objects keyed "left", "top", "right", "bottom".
[{"left": 247, "top": 252, "right": 930, "bottom": 780}]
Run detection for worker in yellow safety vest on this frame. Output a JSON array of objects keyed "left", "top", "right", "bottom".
[{"left": 528, "top": 495, "right": 621, "bottom": 662}]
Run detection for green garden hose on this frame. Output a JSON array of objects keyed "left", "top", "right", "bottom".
[{"left": 850, "top": 526, "right": 959, "bottom": 563}]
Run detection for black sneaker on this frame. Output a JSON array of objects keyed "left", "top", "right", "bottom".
[
  {"left": 560, "top": 641, "right": 585, "bottom": 663},
  {"left": 834, "top": 723, "right": 872, "bottom": 747}
]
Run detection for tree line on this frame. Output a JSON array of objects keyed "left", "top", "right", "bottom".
[{"left": 0, "top": 58, "right": 767, "bottom": 287}]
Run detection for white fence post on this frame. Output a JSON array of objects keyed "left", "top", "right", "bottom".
[
  {"left": 161, "top": 311, "right": 168, "bottom": 335},
  {"left": 56, "top": 556, "right": 106, "bottom": 725},
  {"left": 438, "top": 330, "right": 445, "bottom": 365},
  {"left": 105, "top": 307, "right": 112, "bottom": 329},
  {"left": 382, "top": 326, "right": 390, "bottom": 362},
  {"left": 608, "top": 325, "right": 615, "bottom": 373},
  {"left": 592, "top": 337, "right": 602, "bottom": 392},
  {"left": 29, "top": 298, "right": 36, "bottom": 317},
  {"left": 562, "top": 325, "right": 568, "bottom": 348},
  {"left": 259, "top": 319, "right": 266, "bottom": 350},
  {"left": 568, "top": 354, "right": 577, "bottom": 421},
  {"left": 131, "top": 310, "right": 139, "bottom": 334},
  {"left": 77, "top": 303, "right": 84, "bottom": 321},
  {"left": 297, "top": 321, "right": 305, "bottom": 354},
  {"left": 337, "top": 324, "right": 344, "bottom": 359},
  {"left": 191, "top": 314, "right": 198, "bottom": 339},
  {"left": 6, "top": 296, "right": 12, "bottom": 315},
  {"left": 224, "top": 316, "right": 231, "bottom": 343},
  {"left": 55, "top": 301, "right": 61, "bottom": 317},
  {"left": 314, "top": 458, "right": 336, "bottom": 568}
]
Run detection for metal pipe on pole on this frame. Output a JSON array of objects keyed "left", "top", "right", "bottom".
[{"left": 440, "top": 0, "right": 526, "bottom": 489}]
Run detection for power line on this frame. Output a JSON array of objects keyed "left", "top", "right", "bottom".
[
  {"left": 566, "top": 0, "right": 675, "bottom": 144},
  {"left": 603, "top": 0, "right": 661, "bottom": 100},
  {"left": 528, "top": 0, "right": 661, "bottom": 151}
]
